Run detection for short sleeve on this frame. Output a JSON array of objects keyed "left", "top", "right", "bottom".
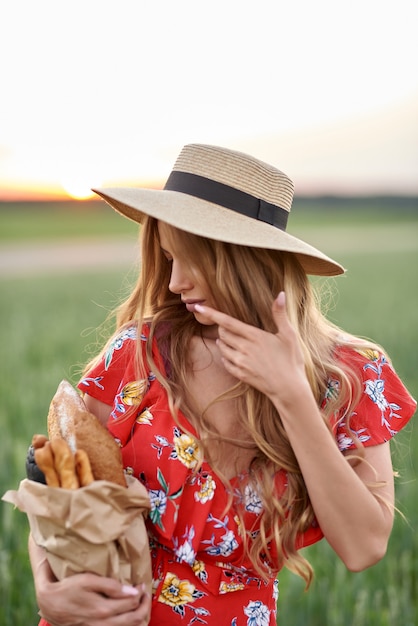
[
  {"left": 329, "top": 347, "right": 416, "bottom": 452},
  {"left": 77, "top": 325, "right": 139, "bottom": 405}
]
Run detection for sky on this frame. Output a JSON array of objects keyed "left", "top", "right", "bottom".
[{"left": 1, "top": 0, "right": 417, "bottom": 200}]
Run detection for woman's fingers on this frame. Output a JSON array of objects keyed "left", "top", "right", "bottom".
[
  {"left": 195, "top": 294, "right": 307, "bottom": 400},
  {"left": 271, "top": 291, "right": 294, "bottom": 336},
  {"left": 194, "top": 303, "right": 248, "bottom": 337},
  {"left": 38, "top": 574, "right": 150, "bottom": 626},
  {"left": 195, "top": 291, "right": 291, "bottom": 341}
]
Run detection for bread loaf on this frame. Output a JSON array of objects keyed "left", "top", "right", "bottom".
[{"left": 47, "top": 380, "right": 126, "bottom": 487}]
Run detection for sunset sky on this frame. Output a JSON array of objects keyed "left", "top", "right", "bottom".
[{"left": 1, "top": 0, "right": 417, "bottom": 200}]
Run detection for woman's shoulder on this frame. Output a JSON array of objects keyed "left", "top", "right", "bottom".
[
  {"left": 104, "top": 321, "right": 157, "bottom": 353},
  {"left": 334, "top": 340, "right": 383, "bottom": 366},
  {"left": 329, "top": 336, "right": 416, "bottom": 449},
  {"left": 102, "top": 323, "right": 143, "bottom": 366},
  {"left": 332, "top": 336, "right": 415, "bottom": 413}
]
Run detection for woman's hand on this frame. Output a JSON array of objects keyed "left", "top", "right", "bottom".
[
  {"left": 29, "top": 536, "right": 151, "bottom": 626},
  {"left": 37, "top": 573, "right": 151, "bottom": 626},
  {"left": 198, "top": 293, "right": 395, "bottom": 571},
  {"left": 195, "top": 292, "right": 309, "bottom": 404}
]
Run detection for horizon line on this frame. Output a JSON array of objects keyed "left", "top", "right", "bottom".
[{"left": 1, "top": 193, "right": 418, "bottom": 203}]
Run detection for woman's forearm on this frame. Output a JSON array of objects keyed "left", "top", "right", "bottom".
[
  {"left": 28, "top": 534, "right": 150, "bottom": 625},
  {"left": 273, "top": 381, "right": 394, "bottom": 570},
  {"left": 28, "top": 533, "right": 56, "bottom": 588}
]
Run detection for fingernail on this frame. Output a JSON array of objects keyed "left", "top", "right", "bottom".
[
  {"left": 194, "top": 304, "right": 204, "bottom": 312},
  {"left": 122, "top": 585, "right": 139, "bottom": 596},
  {"left": 277, "top": 291, "right": 285, "bottom": 306}
]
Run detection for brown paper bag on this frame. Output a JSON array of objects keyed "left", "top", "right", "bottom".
[{"left": 2, "top": 475, "right": 152, "bottom": 593}]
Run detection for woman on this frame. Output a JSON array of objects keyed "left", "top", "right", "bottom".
[{"left": 30, "top": 144, "right": 416, "bottom": 625}]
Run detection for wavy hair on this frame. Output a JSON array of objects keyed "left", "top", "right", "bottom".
[{"left": 88, "top": 216, "right": 383, "bottom": 585}]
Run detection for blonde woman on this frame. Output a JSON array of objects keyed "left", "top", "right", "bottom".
[{"left": 30, "top": 144, "right": 416, "bottom": 626}]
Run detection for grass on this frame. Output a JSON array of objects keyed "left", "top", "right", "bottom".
[
  {"left": 0, "top": 270, "right": 130, "bottom": 625},
  {"left": 0, "top": 201, "right": 417, "bottom": 625},
  {"left": 275, "top": 246, "right": 418, "bottom": 626},
  {"left": 0, "top": 201, "right": 138, "bottom": 241},
  {"left": 1, "top": 197, "right": 417, "bottom": 242}
]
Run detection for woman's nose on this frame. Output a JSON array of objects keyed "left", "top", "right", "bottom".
[{"left": 168, "top": 260, "right": 193, "bottom": 294}]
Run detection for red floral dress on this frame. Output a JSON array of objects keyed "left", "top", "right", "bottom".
[{"left": 40, "top": 324, "right": 416, "bottom": 626}]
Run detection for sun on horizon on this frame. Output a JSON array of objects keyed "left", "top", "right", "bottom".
[{"left": 60, "top": 176, "right": 99, "bottom": 200}]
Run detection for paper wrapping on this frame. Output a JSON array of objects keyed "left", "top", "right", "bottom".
[{"left": 2, "top": 475, "right": 152, "bottom": 593}]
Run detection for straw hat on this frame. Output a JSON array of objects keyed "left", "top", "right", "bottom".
[{"left": 93, "top": 144, "right": 344, "bottom": 276}]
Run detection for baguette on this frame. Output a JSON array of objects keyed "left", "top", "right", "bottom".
[
  {"left": 34, "top": 441, "right": 60, "bottom": 488},
  {"left": 74, "top": 449, "right": 95, "bottom": 487},
  {"left": 49, "top": 438, "right": 80, "bottom": 489}
]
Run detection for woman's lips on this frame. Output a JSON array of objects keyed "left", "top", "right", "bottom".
[{"left": 183, "top": 300, "right": 204, "bottom": 312}]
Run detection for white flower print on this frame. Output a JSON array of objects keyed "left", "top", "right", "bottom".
[
  {"left": 104, "top": 325, "right": 137, "bottom": 370},
  {"left": 203, "top": 515, "right": 239, "bottom": 557},
  {"left": 362, "top": 354, "right": 405, "bottom": 434},
  {"left": 174, "top": 527, "right": 196, "bottom": 565},
  {"left": 272, "top": 579, "right": 279, "bottom": 602},
  {"left": 336, "top": 426, "right": 370, "bottom": 451},
  {"left": 337, "top": 433, "right": 355, "bottom": 451},
  {"left": 175, "top": 539, "right": 196, "bottom": 565},
  {"left": 244, "top": 600, "right": 270, "bottom": 626},
  {"left": 244, "top": 483, "right": 263, "bottom": 514},
  {"left": 148, "top": 468, "right": 183, "bottom": 531},
  {"left": 79, "top": 375, "right": 104, "bottom": 390},
  {"left": 364, "top": 379, "right": 389, "bottom": 412},
  {"left": 149, "top": 489, "right": 167, "bottom": 518},
  {"left": 220, "top": 530, "right": 239, "bottom": 556}
]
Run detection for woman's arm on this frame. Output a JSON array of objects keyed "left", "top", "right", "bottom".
[
  {"left": 194, "top": 296, "right": 395, "bottom": 571},
  {"left": 29, "top": 393, "right": 151, "bottom": 625},
  {"left": 29, "top": 535, "right": 151, "bottom": 625},
  {"left": 82, "top": 394, "right": 113, "bottom": 427},
  {"left": 269, "top": 382, "right": 394, "bottom": 571}
]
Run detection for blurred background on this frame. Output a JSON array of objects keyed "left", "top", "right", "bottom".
[
  {"left": 1, "top": 1, "right": 417, "bottom": 624},
  {"left": 1, "top": 0, "right": 417, "bottom": 199}
]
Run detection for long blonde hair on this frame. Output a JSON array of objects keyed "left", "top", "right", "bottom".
[{"left": 89, "top": 216, "right": 381, "bottom": 585}]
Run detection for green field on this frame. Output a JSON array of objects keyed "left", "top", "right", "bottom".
[
  {"left": 0, "top": 201, "right": 138, "bottom": 241},
  {"left": 0, "top": 200, "right": 417, "bottom": 625},
  {"left": 1, "top": 197, "right": 417, "bottom": 242}
]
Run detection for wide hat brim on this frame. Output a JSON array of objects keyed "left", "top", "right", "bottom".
[{"left": 93, "top": 186, "right": 345, "bottom": 277}]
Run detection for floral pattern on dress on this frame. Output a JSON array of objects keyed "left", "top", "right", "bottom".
[
  {"left": 149, "top": 467, "right": 183, "bottom": 531},
  {"left": 75, "top": 324, "right": 415, "bottom": 626},
  {"left": 324, "top": 346, "right": 416, "bottom": 452},
  {"left": 361, "top": 351, "right": 403, "bottom": 434},
  {"left": 244, "top": 483, "right": 263, "bottom": 514},
  {"left": 158, "top": 571, "right": 209, "bottom": 621},
  {"left": 202, "top": 514, "right": 239, "bottom": 558},
  {"left": 104, "top": 325, "right": 138, "bottom": 370},
  {"left": 110, "top": 379, "right": 150, "bottom": 420},
  {"left": 192, "top": 472, "right": 216, "bottom": 504},
  {"left": 244, "top": 600, "right": 270, "bottom": 626}
]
